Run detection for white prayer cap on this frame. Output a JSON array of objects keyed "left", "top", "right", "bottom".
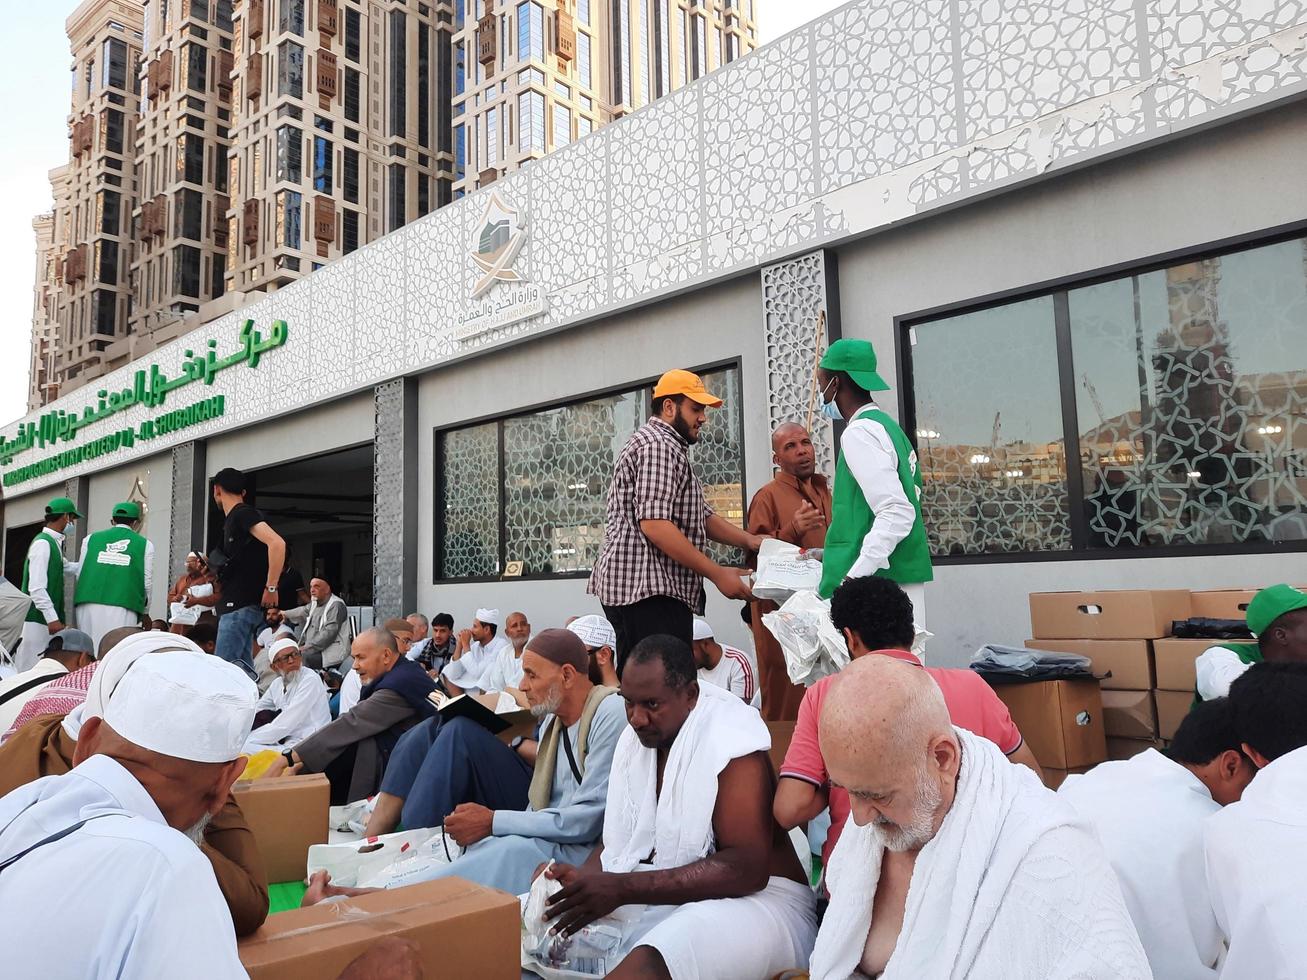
[
  {"left": 692, "top": 617, "right": 715, "bottom": 642},
  {"left": 103, "top": 652, "right": 257, "bottom": 763},
  {"left": 80, "top": 630, "right": 206, "bottom": 729},
  {"left": 474, "top": 607, "right": 503, "bottom": 627},
  {"left": 269, "top": 637, "right": 299, "bottom": 659},
  {"left": 568, "top": 615, "right": 616, "bottom": 651}
]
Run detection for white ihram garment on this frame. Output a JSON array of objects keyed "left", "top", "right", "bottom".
[{"left": 810, "top": 727, "right": 1150, "bottom": 980}]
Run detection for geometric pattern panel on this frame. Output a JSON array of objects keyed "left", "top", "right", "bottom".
[
  {"left": 372, "top": 380, "right": 408, "bottom": 620},
  {"left": 437, "top": 422, "right": 501, "bottom": 579},
  {"left": 7, "top": 0, "right": 1306, "bottom": 497},
  {"left": 169, "top": 441, "right": 197, "bottom": 582},
  {"left": 760, "top": 252, "right": 837, "bottom": 478}
]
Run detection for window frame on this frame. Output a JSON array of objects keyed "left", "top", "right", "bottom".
[
  {"left": 897, "top": 218, "right": 1307, "bottom": 567},
  {"left": 432, "top": 357, "right": 747, "bottom": 584}
]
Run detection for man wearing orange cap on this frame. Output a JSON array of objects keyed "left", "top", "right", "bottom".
[{"left": 588, "top": 369, "right": 764, "bottom": 673}]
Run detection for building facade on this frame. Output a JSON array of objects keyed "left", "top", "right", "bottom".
[
  {"left": 224, "top": 0, "right": 456, "bottom": 295},
  {"left": 28, "top": 214, "right": 61, "bottom": 412},
  {"left": 48, "top": 1, "right": 146, "bottom": 391},
  {"left": 453, "top": 0, "right": 757, "bottom": 196},
  {"left": 129, "top": 0, "right": 236, "bottom": 337}
]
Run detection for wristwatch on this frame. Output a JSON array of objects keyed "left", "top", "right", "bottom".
[
  {"left": 282, "top": 749, "right": 295, "bottom": 767},
  {"left": 510, "top": 736, "right": 526, "bottom": 751},
  {"left": 265, "top": 585, "right": 278, "bottom": 593}
]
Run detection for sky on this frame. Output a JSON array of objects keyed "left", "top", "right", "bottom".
[{"left": 0, "top": 0, "right": 851, "bottom": 428}]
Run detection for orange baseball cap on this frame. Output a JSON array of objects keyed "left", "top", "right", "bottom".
[{"left": 652, "top": 369, "right": 723, "bottom": 408}]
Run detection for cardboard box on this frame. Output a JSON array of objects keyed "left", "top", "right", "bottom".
[
  {"left": 1153, "top": 637, "right": 1213, "bottom": 692},
  {"left": 1101, "top": 689, "right": 1158, "bottom": 739},
  {"left": 988, "top": 678, "right": 1107, "bottom": 769},
  {"left": 232, "top": 774, "right": 330, "bottom": 883},
  {"left": 1041, "top": 766, "right": 1092, "bottom": 791},
  {"left": 238, "top": 878, "right": 520, "bottom": 980},
  {"left": 1106, "top": 736, "right": 1164, "bottom": 761},
  {"left": 1023, "top": 638, "right": 1154, "bottom": 690},
  {"left": 1155, "top": 690, "right": 1195, "bottom": 741},
  {"left": 767, "top": 720, "right": 796, "bottom": 774},
  {"left": 1190, "top": 590, "right": 1256, "bottom": 621},
  {"left": 1029, "top": 590, "right": 1192, "bottom": 640}
]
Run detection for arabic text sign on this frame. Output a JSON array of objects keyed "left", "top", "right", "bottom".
[
  {"left": 455, "top": 284, "right": 548, "bottom": 342},
  {"left": 0, "top": 319, "right": 287, "bottom": 466}
]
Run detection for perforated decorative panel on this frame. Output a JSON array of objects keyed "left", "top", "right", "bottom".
[{"left": 438, "top": 422, "right": 501, "bottom": 579}]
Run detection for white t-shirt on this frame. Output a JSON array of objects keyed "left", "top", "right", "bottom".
[{"left": 698, "top": 644, "right": 760, "bottom": 708}]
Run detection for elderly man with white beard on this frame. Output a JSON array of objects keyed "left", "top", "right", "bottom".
[{"left": 809, "top": 657, "right": 1150, "bottom": 980}]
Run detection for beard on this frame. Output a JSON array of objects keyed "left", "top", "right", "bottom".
[
  {"left": 184, "top": 812, "right": 213, "bottom": 847},
  {"left": 871, "top": 767, "right": 943, "bottom": 853},
  {"left": 588, "top": 656, "right": 604, "bottom": 686},
  {"left": 670, "top": 411, "right": 699, "bottom": 444},
  {"left": 530, "top": 682, "right": 564, "bottom": 718}
]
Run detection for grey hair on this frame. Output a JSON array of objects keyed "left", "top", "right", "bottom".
[
  {"left": 359, "top": 626, "right": 399, "bottom": 653},
  {"left": 406, "top": 613, "right": 429, "bottom": 629}
]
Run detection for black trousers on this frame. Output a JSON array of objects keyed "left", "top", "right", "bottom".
[{"left": 602, "top": 594, "right": 694, "bottom": 677}]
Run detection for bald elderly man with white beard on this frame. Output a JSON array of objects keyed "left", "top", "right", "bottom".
[{"left": 809, "top": 658, "right": 1150, "bottom": 980}]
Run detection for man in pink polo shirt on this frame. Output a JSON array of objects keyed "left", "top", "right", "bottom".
[{"left": 775, "top": 575, "right": 1042, "bottom": 873}]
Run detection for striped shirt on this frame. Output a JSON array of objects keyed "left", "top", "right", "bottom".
[
  {"left": 587, "top": 417, "right": 713, "bottom": 613},
  {"left": 698, "top": 644, "right": 760, "bottom": 708}
]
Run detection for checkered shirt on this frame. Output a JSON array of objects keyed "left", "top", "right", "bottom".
[{"left": 587, "top": 417, "right": 713, "bottom": 613}]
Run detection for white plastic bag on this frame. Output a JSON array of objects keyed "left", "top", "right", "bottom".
[
  {"left": 521, "top": 863, "right": 630, "bottom": 979},
  {"left": 753, "top": 539, "right": 822, "bottom": 602},
  {"left": 356, "top": 832, "right": 463, "bottom": 888},
  {"left": 762, "top": 590, "right": 850, "bottom": 685},
  {"left": 306, "top": 828, "right": 439, "bottom": 887},
  {"left": 329, "top": 795, "right": 378, "bottom": 834}
]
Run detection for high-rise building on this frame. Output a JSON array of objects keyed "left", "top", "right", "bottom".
[
  {"left": 47, "top": 1, "right": 146, "bottom": 390},
  {"left": 28, "top": 212, "right": 62, "bottom": 411},
  {"left": 129, "top": 0, "right": 237, "bottom": 337},
  {"left": 224, "top": 0, "right": 456, "bottom": 294},
  {"left": 452, "top": 0, "right": 756, "bottom": 197}
]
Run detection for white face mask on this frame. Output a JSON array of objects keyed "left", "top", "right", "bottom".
[{"left": 819, "top": 378, "right": 843, "bottom": 422}]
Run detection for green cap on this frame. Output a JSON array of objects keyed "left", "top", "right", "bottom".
[
  {"left": 45, "top": 497, "right": 82, "bottom": 519},
  {"left": 112, "top": 501, "right": 141, "bottom": 521},
  {"left": 819, "top": 339, "right": 891, "bottom": 393},
  {"left": 1246, "top": 584, "right": 1307, "bottom": 636}
]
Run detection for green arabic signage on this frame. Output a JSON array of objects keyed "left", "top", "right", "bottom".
[
  {"left": 3, "top": 395, "right": 226, "bottom": 487},
  {"left": 0, "top": 319, "right": 288, "bottom": 467}
]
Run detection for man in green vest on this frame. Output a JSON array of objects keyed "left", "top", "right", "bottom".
[
  {"left": 1194, "top": 583, "right": 1307, "bottom": 702},
  {"left": 17, "top": 497, "right": 83, "bottom": 673},
  {"left": 812, "top": 339, "right": 933, "bottom": 623},
  {"left": 73, "top": 502, "right": 154, "bottom": 654}
]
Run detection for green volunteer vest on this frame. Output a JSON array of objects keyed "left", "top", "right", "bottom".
[
  {"left": 74, "top": 526, "right": 148, "bottom": 614},
  {"left": 22, "top": 530, "right": 66, "bottom": 624},
  {"left": 1192, "top": 641, "right": 1262, "bottom": 709},
  {"left": 820, "top": 406, "right": 933, "bottom": 598}
]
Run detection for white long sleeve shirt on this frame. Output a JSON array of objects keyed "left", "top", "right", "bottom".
[
  {"left": 1204, "top": 744, "right": 1307, "bottom": 979},
  {"left": 0, "top": 754, "right": 246, "bottom": 979},
  {"left": 1059, "top": 749, "right": 1223, "bottom": 979},
  {"left": 77, "top": 534, "right": 154, "bottom": 605},
  {"left": 243, "top": 666, "right": 332, "bottom": 752},
  {"left": 23, "top": 530, "right": 81, "bottom": 624},
  {"left": 840, "top": 404, "right": 918, "bottom": 580},
  {"left": 441, "top": 633, "right": 511, "bottom": 694}
]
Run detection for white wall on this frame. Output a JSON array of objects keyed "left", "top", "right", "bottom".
[
  {"left": 835, "top": 102, "right": 1307, "bottom": 666},
  {"left": 205, "top": 392, "right": 375, "bottom": 475}
]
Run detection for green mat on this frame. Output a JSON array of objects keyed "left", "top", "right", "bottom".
[{"left": 268, "top": 880, "right": 308, "bottom": 914}]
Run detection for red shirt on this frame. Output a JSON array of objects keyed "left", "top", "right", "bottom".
[{"left": 779, "top": 648, "right": 1023, "bottom": 871}]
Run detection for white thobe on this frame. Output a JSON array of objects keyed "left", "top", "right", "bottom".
[
  {"left": 243, "top": 667, "right": 332, "bottom": 753},
  {"left": 440, "top": 634, "right": 510, "bottom": 693},
  {"left": 18, "top": 529, "right": 80, "bottom": 673},
  {"left": 1059, "top": 749, "right": 1222, "bottom": 979},
  {"left": 0, "top": 659, "right": 68, "bottom": 735},
  {"left": 338, "top": 668, "right": 362, "bottom": 715},
  {"left": 475, "top": 642, "right": 526, "bottom": 694},
  {"left": 0, "top": 754, "right": 246, "bottom": 979},
  {"left": 1204, "top": 743, "right": 1307, "bottom": 979}
]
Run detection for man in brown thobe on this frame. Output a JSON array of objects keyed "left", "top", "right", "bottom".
[{"left": 747, "top": 423, "right": 833, "bottom": 721}]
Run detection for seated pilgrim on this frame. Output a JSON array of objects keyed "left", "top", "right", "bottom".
[
  {"left": 0, "top": 629, "right": 270, "bottom": 937},
  {"left": 539, "top": 634, "right": 818, "bottom": 980},
  {"left": 362, "top": 618, "right": 598, "bottom": 838},
  {"left": 807, "top": 657, "right": 1150, "bottom": 980},
  {"left": 440, "top": 607, "right": 513, "bottom": 695},
  {"left": 242, "top": 637, "right": 332, "bottom": 754},
  {"left": 305, "top": 628, "right": 623, "bottom": 898},
  {"left": 263, "top": 627, "right": 436, "bottom": 805}
]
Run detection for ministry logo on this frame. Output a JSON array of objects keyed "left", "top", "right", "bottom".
[{"left": 470, "top": 193, "right": 528, "bottom": 299}]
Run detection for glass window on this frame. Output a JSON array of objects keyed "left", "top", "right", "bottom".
[
  {"left": 552, "top": 102, "right": 570, "bottom": 148},
  {"left": 343, "top": 145, "right": 359, "bottom": 202},
  {"left": 577, "top": 0, "right": 589, "bottom": 25},
  {"left": 103, "top": 108, "right": 125, "bottom": 155},
  {"left": 418, "top": 22, "right": 430, "bottom": 149},
  {"left": 516, "top": 2, "right": 544, "bottom": 63},
  {"left": 172, "top": 244, "right": 201, "bottom": 297},
  {"left": 278, "top": 40, "right": 304, "bottom": 98},
  {"left": 345, "top": 7, "right": 361, "bottom": 62},
  {"left": 454, "top": 38, "right": 465, "bottom": 97},
  {"left": 577, "top": 115, "right": 591, "bottom": 138},
  {"left": 911, "top": 298, "right": 1070, "bottom": 556},
  {"left": 97, "top": 240, "right": 119, "bottom": 285},
  {"left": 387, "top": 162, "right": 405, "bottom": 231},
  {"left": 176, "top": 187, "right": 203, "bottom": 240},
  {"left": 190, "top": 0, "right": 209, "bottom": 20},
  {"left": 389, "top": 9, "right": 407, "bottom": 138},
  {"left": 185, "top": 41, "right": 207, "bottom": 93},
  {"left": 516, "top": 93, "right": 542, "bottom": 154},
  {"left": 275, "top": 189, "right": 302, "bottom": 248},
  {"left": 182, "top": 132, "right": 205, "bottom": 184},
  {"left": 313, "top": 135, "right": 333, "bottom": 191},
  {"left": 576, "top": 32, "right": 591, "bottom": 89},
  {"left": 279, "top": 0, "right": 304, "bottom": 36},
  {"left": 102, "top": 38, "right": 128, "bottom": 89},
  {"left": 344, "top": 67, "right": 360, "bottom": 122},
  {"left": 215, "top": 0, "right": 234, "bottom": 31},
  {"left": 617, "top": 1, "right": 631, "bottom": 103},
  {"left": 437, "top": 366, "right": 746, "bottom": 579},
  {"left": 99, "top": 189, "right": 120, "bottom": 234},
  {"left": 276, "top": 124, "right": 302, "bottom": 182},
  {"left": 454, "top": 124, "right": 466, "bottom": 183},
  {"left": 95, "top": 290, "right": 117, "bottom": 335},
  {"left": 1069, "top": 237, "right": 1307, "bottom": 548},
  {"left": 342, "top": 208, "right": 359, "bottom": 254},
  {"left": 486, "top": 105, "right": 500, "bottom": 165}
]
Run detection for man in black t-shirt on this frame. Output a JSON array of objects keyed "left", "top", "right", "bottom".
[
  {"left": 211, "top": 467, "right": 287, "bottom": 680},
  {"left": 277, "top": 543, "right": 310, "bottom": 610}
]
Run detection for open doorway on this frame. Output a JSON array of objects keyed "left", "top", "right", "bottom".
[{"left": 3, "top": 522, "right": 41, "bottom": 586}]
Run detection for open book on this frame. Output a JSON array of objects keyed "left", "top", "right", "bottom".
[{"left": 428, "top": 689, "right": 536, "bottom": 738}]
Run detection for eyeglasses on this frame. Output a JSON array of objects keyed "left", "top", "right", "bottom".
[{"left": 272, "top": 652, "right": 301, "bottom": 666}]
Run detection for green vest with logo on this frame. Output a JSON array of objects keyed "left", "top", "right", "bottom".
[
  {"left": 74, "top": 526, "right": 148, "bottom": 614},
  {"left": 22, "top": 530, "right": 66, "bottom": 625},
  {"left": 820, "top": 406, "right": 933, "bottom": 598},
  {"left": 1192, "top": 641, "right": 1262, "bottom": 709}
]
